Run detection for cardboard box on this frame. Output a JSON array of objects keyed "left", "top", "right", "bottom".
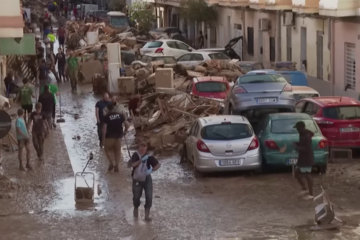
[{"left": 155, "top": 68, "right": 173, "bottom": 89}]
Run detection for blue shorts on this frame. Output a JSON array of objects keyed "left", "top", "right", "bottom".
[{"left": 297, "top": 167, "right": 312, "bottom": 173}]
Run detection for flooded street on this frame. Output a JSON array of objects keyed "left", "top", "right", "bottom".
[{"left": 0, "top": 82, "right": 359, "bottom": 239}]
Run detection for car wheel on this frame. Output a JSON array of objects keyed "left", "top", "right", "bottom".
[
  {"left": 180, "top": 144, "right": 187, "bottom": 163},
  {"left": 318, "top": 165, "right": 327, "bottom": 174},
  {"left": 193, "top": 158, "right": 203, "bottom": 178}
]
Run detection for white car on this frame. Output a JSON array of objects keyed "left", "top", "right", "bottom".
[
  {"left": 177, "top": 51, "right": 230, "bottom": 67},
  {"left": 140, "top": 39, "right": 193, "bottom": 59}
]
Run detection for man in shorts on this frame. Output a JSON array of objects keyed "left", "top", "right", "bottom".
[
  {"left": 18, "top": 78, "right": 35, "bottom": 123},
  {"left": 28, "top": 103, "right": 50, "bottom": 161},
  {"left": 102, "top": 103, "right": 129, "bottom": 172},
  {"left": 38, "top": 85, "right": 55, "bottom": 129},
  {"left": 16, "top": 109, "right": 32, "bottom": 170},
  {"left": 293, "top": 121, "right": 315, "bottom": 200}
]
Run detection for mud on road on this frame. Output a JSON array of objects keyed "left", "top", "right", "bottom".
[{"left": 0, "top": 84, "right": 360, "bottom": 240}]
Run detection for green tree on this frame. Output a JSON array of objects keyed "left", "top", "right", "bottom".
[
  {"left": 180, "top": 0, "right": 217, "bottom": 26},
  {"left": 108, "top": 0, "right": 125, "bottom": 11},
  {"left": 129, "top": 1, "right": 156, "bottom": 32}
]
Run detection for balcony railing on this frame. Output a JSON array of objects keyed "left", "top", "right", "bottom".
[
  {"left": 319, "top": 0, "right": 359, "bottom": 17},
  {"left": 249, "top": 0, "right": 266, "bottom": 9},
  {"left": 265, "top": 0, "right": 292, "bottom": 10},
  {"left": 292, "top": 0, "right": 320, "bottom": 13},
  {"left": 230, "top": 0, "right": 250, "bottom": 7}
]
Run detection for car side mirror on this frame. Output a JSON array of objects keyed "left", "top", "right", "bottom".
[{"left": 188, "top": 47, "right": 192, "bottom": 52}]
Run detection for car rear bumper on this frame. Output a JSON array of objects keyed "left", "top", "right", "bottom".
[
  {"left": 231, "top": 103, "right": 295, "bottom": 114},
  {"left": 329, "top": 140, "right": 360, "bottom": 148},
  {"left": 264, "top": 151, "right": 328, "bottom": 166},
  {"left": 195, "top": 152, "right": 261, "bottom": 172}
]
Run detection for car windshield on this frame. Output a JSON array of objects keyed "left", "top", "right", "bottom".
[
  {"left": 110, "top": 16, "right": 128, "bottom": 27},
  {"left": 323, "top": 106, "right": 360, "bottom": 120},
  {"left": 239, "top": 65, "right": 253, "bottom": 73},
  {"left": 201, "top": 123, "right": 253, "bottom": 140},
  {"left": 208, "top": 52, "right": 230, "bottom": 60},
  {"left": 239, "top": 74, "right": 288, "bottom": 84},
  {"left": 153, "top": 56, "right": 176, "bottom": 64},
  {"left": 196, "top": 82, "right": 227, "bottom": 93},
  {"left": 294, "top": 93, "right": 319, "bottom": 102},
  {"left": 143, "top": 41, "right": 163, "bottom": 48},
  {"left": 271, "top": 119, "right": 318, "bottom": 134}
]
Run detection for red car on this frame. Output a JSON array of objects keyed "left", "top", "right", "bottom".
[
  {"left": 295, "top": 96, "right": 360, "bottom": 148},
  {"left": 186, "top": 76, "right": 230, "bottom": 100}
]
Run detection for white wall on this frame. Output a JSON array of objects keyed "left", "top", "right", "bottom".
[
  {"left": 280, "top": 16, "right": 331, "bottom": 80},
  {"left": 0, "top": 0, "right": 21, "bottom": 16},
  {"left": 215, "top": 7, "right": 243, "bottom": 48}
]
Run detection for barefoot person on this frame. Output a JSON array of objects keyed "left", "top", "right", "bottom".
[
  {"left": 128, "top": 142, "right": 161, "bottom": 221},
  {"left": 102, "top": 103, "right": 129, "bottom": 172},
  {"left": 293, "top": 121, "right": 315, "bottom": 200},
  {"left": 16, "top": 109, "right": 32, "bottom": 170},
  {"left": 28, "top": 103, "right": 50, "bottom": 161}
]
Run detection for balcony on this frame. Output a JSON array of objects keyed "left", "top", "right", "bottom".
[
  {"left": 292, "top": 0, "right": 319, "bottom": 14},
  {"left": 230, "top": 0, "right": 249, "bottom": 7},
  {"left": 265, "top": 0, "right": 292, "bottom": 10},
  {"left": 219, "top": 0, "right": 231, "bottom": 6},
  {"left": 0, "top": 0, "right": 24, "bottom": 38},
  {"left": 319, "top": 0, "right": 359, "bottom": 17},
  {"left": 250, "top": 0, "right": 266, "bottom": 9}
]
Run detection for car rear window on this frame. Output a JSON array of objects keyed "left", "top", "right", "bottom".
[
  {"left": 153, "top": 56, "right": 176, "bottom": 64},
  {"left": 208, "top": 52, "right": 230, "bottom": 60},
  {"left": 239, "top": 74, "right": 288, "bottom": 84},
  {"left": 239, "top": 65, "right": 252, "bottom": 73},
  {"left": 196, "top": 82, "right": 227, "bottom": 93},
  {"left": 143, "top": 41, "right": 163, "bottom": 48},
  {"left": 271, "top": 119, "right": 318, "bottom": 134},
  {"left": 323, "top": 106, "right": 360, "bottom": 120},
  {"left": 201, "top": 123, "right": 253, "bottom": 140},
  {"left": 294, "top": 93, "right": 320, "bottom": 102}
]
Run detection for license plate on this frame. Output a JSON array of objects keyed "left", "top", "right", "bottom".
[
  {"left": 256, "top": 98, "right": 277, "bottom": 103},
  {"left": 219, "top": 159, "right": 243, "bottom": 166},
  {"left": 287, "top": 158, "right": 298, "bottom": 165},
  {"left": 340, "top": 127, "right": 359, "bottom": 132}
]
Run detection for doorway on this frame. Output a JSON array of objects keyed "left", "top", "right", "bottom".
[{"left": 300, "top": 27, "right": 307, "bottom": 69}]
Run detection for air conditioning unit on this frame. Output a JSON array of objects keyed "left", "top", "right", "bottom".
[
  {"left": 259, "top": 18, "right": 270, "bottom": 31},
  {"left": 283, "top": 12, "right": 295, "bottom": 26}
]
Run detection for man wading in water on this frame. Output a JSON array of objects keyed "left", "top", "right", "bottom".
[
  {"left": 128, "top": 142, "right": 161, "bottom": 221},
  {"left": 28, "top": 102, "right": 50, "bottom": 161},
  {"left": 293, "top": 121, "right": 315, "bottom": 200}
]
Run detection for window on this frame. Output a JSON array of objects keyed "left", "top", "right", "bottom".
[
  {"left": 201, "top": 123, "right": 253, "bottom": 140},
  {"left": 166, "top": 41, "right": 177, "bottom": 49},
  {"left": 270, "top": 37, "right": 275, "bottom": 62},
  {"left": 317, "top": 31, "right": 323, "bottom": 79},
  {"left": 286, "top": 26, "right": 292, "bottom": 61},
  {"left": 239, "top": 74, "right": 287, "bottom": 84},
  {"left": 294, "top": 94, "right": 319, "bottom": 103},
  {"left": 345, "top": 42, "right": 356, "bottom": 89},
  {"left": 195, "top": 82, "right": 227, "bottom": 93},
  {"left": 303, "top": 102, "right": 320, "bottom": 116},
  {"left": 323, "top": 106, "right": 360, "bottom": 120},
  {"left": 247, "top": 27, "right": 254, "bottom": 56},
  {"left": 177, "top": 54, "right": 192, "bottom": 62},
  {"left": 295, "top": 101, "right": 306, "bottom": 113},
  {"left": 176, "top": 42, "right": 190, "bottom": 50},
  {"left": 271, "top": 119, "right": 318, "bottom": 134},
  {"left": 208, "top": 52, "right": 230, "bottom": 60},
  {"left": 143, "top": 41, "right": 163, "bottom": 48},
  {"left": 191, "top": 54, "right": 204, "bottom": 61}
]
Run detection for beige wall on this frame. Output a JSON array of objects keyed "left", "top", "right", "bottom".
[{"left": 215, "top": 7, "right": 243, "bottom": 47}]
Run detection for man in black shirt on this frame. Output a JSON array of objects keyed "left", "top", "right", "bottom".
[
  {"left": 102, "top": 103, "right": 129, "bottom": 172},
  {"left": 95, "top": 92, "right": 110, "bottom": 147},
  {"left": 128, "top": 142, "right": 160, "bottom": 221},
  {"left": 38, "top": 85, "right": 55, "bottom": 130},
  {"left": 198, "top": 31, "right": 204, "bottom": 49}
]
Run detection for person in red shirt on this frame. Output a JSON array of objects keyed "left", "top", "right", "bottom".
[{"left": 57, "top": 25, "right": 66, "bottom": 48}]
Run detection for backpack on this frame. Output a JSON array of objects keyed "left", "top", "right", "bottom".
[{"left": 133, "top": 152, "right": 149, "bottom": 182}]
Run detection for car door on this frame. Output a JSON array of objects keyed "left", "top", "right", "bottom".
[
  {"left": 177, "top": 54, "right": 192, "bottom": 67},
  {"left": 175, "top": 41, "right": 192, "bottom": 58},
  {"left": 189, "top": 53, "right": 204, "bottom": 67},
  {"left": 164, "top": 41, "right": 178, "bottom": 56}
]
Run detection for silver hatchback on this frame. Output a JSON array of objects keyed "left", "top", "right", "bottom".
[
  {"left": 183, "top": 115, "right": 261, "bottom": 174},
  {"left": 224, "top": 71, "right": 295, "bottom": 115}
]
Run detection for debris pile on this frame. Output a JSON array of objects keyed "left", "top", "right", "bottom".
[
  {"left": 0, "top": 175, "right": 20, "bottom": 199},
  {"left": 131, "top": 90, "right": 223, "bottom": 151}
]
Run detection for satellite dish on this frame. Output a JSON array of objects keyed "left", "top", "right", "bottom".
[{"left": 14, "top": 38, "right": 22, "bottom": 44}]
